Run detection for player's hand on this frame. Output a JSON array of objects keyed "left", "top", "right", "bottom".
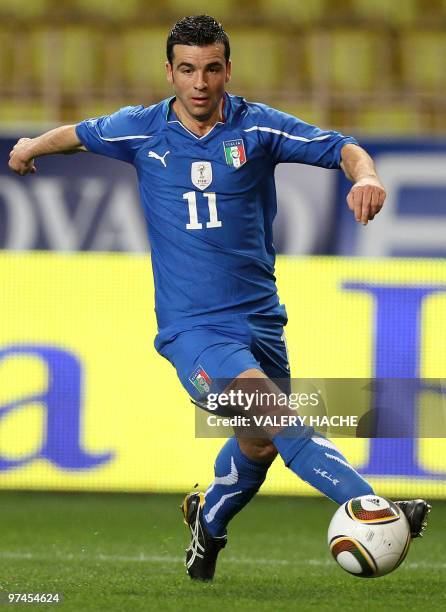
[
  {"left": 346, "top": 176, "right": 386, "bottom": 225},
  {"left": 8, "top": 138, "right": 37, "bottom": 175}
]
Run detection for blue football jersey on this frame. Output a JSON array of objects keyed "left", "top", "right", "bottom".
[{"left": 76, "top": 94, "right": 357, "bottom": 333}]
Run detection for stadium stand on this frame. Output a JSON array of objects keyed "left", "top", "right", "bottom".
[
  {"left": 168, "top": 0, "right": 234, "bottom": 21},
  {"left": 58, "top": 27, "right": 103, "bottom": 96},
  {"left": 0, "top": 101, "right": 51, "bottom": 124},
  {"left": 305, "top": 28, "right": 392, "bottom": 94},
  {"left": 400, "top": 30, "right": 446, "bottom": 94},
  {"left": 258, "top": 0, "right": 329, "bottom": 25},
  {"left": 227, "top": 30, "right": 286, "bottom": 96},
  {"left": 352, "top": 0, "right": 420, "bottom": 24},
  {"left": 0, "top": 26, "right": 14, "bottom": 95},
  {"left": 356, "top": 104, "right": 422, "bottom": 134},
  {"left": 121, "top": 28, "right": 172, "bottom": 99},
  {"left": 72, "top": 0, "right": 141, "bottom": 21},
  {"left": 0, "top": 0, "right": 445, "bottom": 134},
  {"left": 0, "top": 0, "right": 50, "bottom": 20}
]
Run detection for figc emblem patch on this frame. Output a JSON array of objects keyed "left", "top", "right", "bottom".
[
  {"left": 223, "top": 139, "right": 247, "bottom": 168},
  {"left": 189, "top": 365, "right": 212, "bottom": 395}
]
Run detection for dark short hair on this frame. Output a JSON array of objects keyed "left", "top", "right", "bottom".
[{"left": 166, "top": 15, "right": 230, "bottom": 65}]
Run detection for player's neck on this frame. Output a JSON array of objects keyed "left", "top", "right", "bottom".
[{"left": 172, "top": 99, "right": 224, "bottom": 137}]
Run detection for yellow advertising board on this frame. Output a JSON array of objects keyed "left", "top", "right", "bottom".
[{"left": 1, "top": 253, "right": 446, "bottom": 497}]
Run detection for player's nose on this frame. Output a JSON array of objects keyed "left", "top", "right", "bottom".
[{"left": 193, "top": 71, "right": 207, "bottom": 90}]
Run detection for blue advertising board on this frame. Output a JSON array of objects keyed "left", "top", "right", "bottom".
[{"left": 1, "top": 136, "right": 446, "bottom": 255}]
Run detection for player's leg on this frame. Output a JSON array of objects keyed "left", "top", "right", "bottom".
[
  {"left": 232, "top": 368, "right": 374, "bottom": 505},
  {"left": 244, "top": 311, "right": 375, "bottom": 504},
  {"left": 181, "top": 434, "right": 273, "bottom": 580},
  {"left": 156, "top": 325, "right": 277, "bottom": 579},
  {"left": 199, "top": 314, "right": 294, "bottom": 540},
  {"left": 245, "top": 312, "right": 431, "bottom": 535},
  {"left": 232, "top": 370, "right": 431, "bottom": 538},
  {"left": 194, "top": 305, "right": 304, "bottom": 541},
  {"left": 198, "top": 435, "right": 274, "bottom": 538}
]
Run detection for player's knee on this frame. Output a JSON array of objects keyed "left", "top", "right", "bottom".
[
  {"left": 256, "top": 443, "right": 278, "bottom": 462},
  {"left": 238, "top": 438, "right": 278, "bottom": 463}
]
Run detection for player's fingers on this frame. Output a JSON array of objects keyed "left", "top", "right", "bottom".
[
  {"left": 346, "top": 190, "right": 354, "bottom": 211},
  {"left": 8, "top": 158, "right": 18, "bottom": 172},
  {"left": 351, "top": 188, "right": 363, "bottom": 222},
  {"left": 361, "top": 187, "right": 373, "bottom": 225},
  {"left": 372, "top": 188, "right": 387, "bottom": 218},
  {"left": 9, "top": 159, "right": 29, "bottom": 175},
  {"left": 368, "top": 189, "right": 380, "bottom": 220},
  {"left": 378, "top": 188, "right": 386, "bottom": 208},
  {"left": 21, "top": 162, "right": 35, "bottom": 175}
]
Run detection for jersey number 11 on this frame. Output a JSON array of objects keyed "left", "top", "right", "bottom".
[{"left": 183, "top": 191, "right": 222, "bottom": 230}]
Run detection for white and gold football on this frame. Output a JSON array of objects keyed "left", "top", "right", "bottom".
[{"left": 328, "top": 495, "right": 411, "bottom": 578}]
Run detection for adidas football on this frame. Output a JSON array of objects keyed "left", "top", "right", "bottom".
[{"left": 328, "top": 495, "right": 411, "bottom": 577}]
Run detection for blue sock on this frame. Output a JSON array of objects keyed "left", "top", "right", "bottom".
[
  {"left": 202, "top": 437, "right": 271, "bottom": 537},
  {"left": 273, "top": 432, "right": 374, "bottom": 504}
]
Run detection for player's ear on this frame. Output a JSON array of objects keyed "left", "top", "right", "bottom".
[
  {"left": 166, "top": 61, "right": 173, "bottom": 85},
  {"left": 225, "top": 59, "right": 232, "bottom": 83}
]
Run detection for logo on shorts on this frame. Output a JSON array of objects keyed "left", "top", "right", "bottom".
[
  {"left": 189, "top": 365, "right": 211, "bottom": 395},
  {"left": 223, "top": 139, "right": 246, "bottom": 168}
]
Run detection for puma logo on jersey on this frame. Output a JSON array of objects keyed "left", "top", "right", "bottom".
[{"left": 148, "top": 150, "right": 170, "bottom": 167}]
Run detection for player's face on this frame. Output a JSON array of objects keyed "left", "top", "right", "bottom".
[{"left": 166, "top": 43, "right": 231, "bottom": 123}]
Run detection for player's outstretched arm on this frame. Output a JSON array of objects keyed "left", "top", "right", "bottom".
[
  {"left": 8, "top": 125, "right": 85, "bottom": 176},
  {"left": 340, "top": 143, "right": 386, "bottom": 225}
]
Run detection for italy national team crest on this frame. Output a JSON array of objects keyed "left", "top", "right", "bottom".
[
  {"left": 189, "top": 365, "right": 212, "bottom": 395},
  {"left": 223, "top": 139, "right": 247, "bottom": 168},
  {"left": 191, "top": 161, "right": 213, "bottom": 190}
]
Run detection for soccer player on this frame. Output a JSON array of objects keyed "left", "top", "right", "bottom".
[{"left": 9, "top": 15, "right": 430, "bottom": 581}]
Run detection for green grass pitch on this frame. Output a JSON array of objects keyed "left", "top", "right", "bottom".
[{"left": 0, "top": 492, "right": 445, "bottom": 611}]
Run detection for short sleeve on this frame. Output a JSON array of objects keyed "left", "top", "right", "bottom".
[
  {"left": 248, "top": 105, "right": 358, "bottom": 169},
  {"left": 75, "top": 105, "right": 152, "bottom": 164}
]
